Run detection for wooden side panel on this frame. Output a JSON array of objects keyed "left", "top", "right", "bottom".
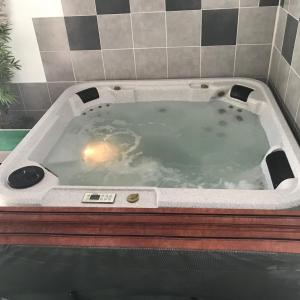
[{"left": 0, "top": 207, "right": 300, "bottom": 253}]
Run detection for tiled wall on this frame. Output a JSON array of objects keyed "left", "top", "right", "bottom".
[
  {"left": 269, "top": 1, "right": 300, "bottom": 131},
  {"left": 2, "top": 0, "right": 279, "bottom": 129}
]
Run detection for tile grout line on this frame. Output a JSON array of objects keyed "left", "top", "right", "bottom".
[
  {"left": 63, "top": 5, "right": 265, "bottom": 18},
  {"left": 274, "top": 44, "right": 300, "bottom": 82},
  {"left": 290, "top": 23, "right": 300, "bottom": 123},
  {"left": 233, "top": 0, "right": 240, "bottom": 77},
  {"left": 17, "top": 83, "right": 28, "bottom": 111},
  {"left": 100, "top": 50, "right": 107, "bottom": 80},
  {"left": 164, "top": 11, "right": 169, "bottom": 79},
  {"left": 28, "top": 5, "right": 286, "bottom": 87},
  {"left": 272, "top": 47, "right": 281, "bottom": 87},
  {"left": 199, "top": 10, "right": 202, "bottom": 77},
  {"left": 274, "top": 39, "right": 300, "bottom": 117},
  {"left": 283, "top": 67, "right": 292, "bottom": 103},
  {"left": 281, "top": 9, "right": 300, "bottom": 113},
  {"left": 267, "top": 4, "right": 281, "bottom": 83},
  {"left": 16, "top": 83, "right": 26, "bottom": 111},
  {"left": 199, "top": 45, "right": 201, "bottom": 78},
  {"left": 294, "top": 92, "right": 300, "bottom": 123},
  {"left": 274, "top": 54, "right": 283, "bottom": 89},
  {"left": 281, "top": 3, "right": 299, "bottom": 21},
  {"left": 95, "top": 16, "right": 107, "bottom": 80},
  {"left": 68, "top": 50, "right": 77, "bottom": 83},
  {"left": 272, "top": 83, "right": 298, "bottom": 126},
  {"left": 45, "top": 82, "right": 53, "bottom": 105},
  {"left": 129, "top": 12, "right": 138, "bottom": 80},
  {"left": 291, "top": 64, "right": 300, "bottom": 80},
  {"left": 10, "top": 109, "right": 48, "bottom": 112},
  {"left": 37, "top": 43, "right": 274, "bottom": 54}
]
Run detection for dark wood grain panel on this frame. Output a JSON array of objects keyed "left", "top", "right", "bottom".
[{"left": 0, "top": 206, "right": 300, "bottom": 253}]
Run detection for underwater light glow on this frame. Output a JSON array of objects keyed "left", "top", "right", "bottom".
[{"left": 82, "top": 142, "right": 119, "bottom": 165}]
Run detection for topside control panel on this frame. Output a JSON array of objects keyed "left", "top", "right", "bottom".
[{"left": 82, "top": 193, "right": 116, "bottom": 204}]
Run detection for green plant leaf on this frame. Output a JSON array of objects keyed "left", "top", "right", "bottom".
[
  {"left": 0, "top": 22, "right": 21, "bottom": 107},
  {"left": 0, "top": 86, "right": 16, "bottom": 106}
]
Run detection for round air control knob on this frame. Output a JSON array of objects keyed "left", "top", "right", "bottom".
[{"left": 8, "top": 166, "right": 45, "bottom": 189}]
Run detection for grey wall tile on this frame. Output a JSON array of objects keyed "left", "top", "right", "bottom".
[
  {"left": 285, "top": 68, "right": 300, "bottom": 118},
  {"left": 288, "top": 0, "right": 300, "bottom": 19},
  {"left": 281, "top": 14, "right": 298, "bottom": 65},
  {"left": 274, "top": 8, "right": 288, "bottom": 50},
  {"left": 135, "top": 48, "right": 167, "bottom": 79},
  {"left": 132, "top": 13, "right": 166, "bottom": 48},
  {"left": 202, "top": 9, "right": 238, "bottom": 46},
  {"left": 292, "top": 26, "right": 300, "bottom": 75},
  {"left": 268, "top": 7, "right": 294, "bottom": 120},
  {"left": 103, "top": 49, "right": 136, "bottom": 79},
  {"left": 33, "top": 18, "right": 69, "bottom": 51},
  {"left": 25, "top": 111, "right": 46, "bottom": 128},
  {"left": 130, "top": 0, "right": 165, "bottom": 12},
  {"left": 96, "top": 0, "right": 130, "bottom": 14},
  {"left": 98, "top": 14, "right": 133, "bottom": 49},
  {"left": 65, "top": 16, "right": 101, "bottom": 50},
  {"left": 168, "top": 47, "right": 200, "bottom": 78},
  {"left": 235, "top": 44, "right": 271, "bottom": 79},
  {"left": 61, "top": 0, "right": 96, "bottom": 16},
  {"left": 275, "top": 56, "right": 290, "bottom": 99},
  {"left": 201, "top": 46, "right": 235, "bottom": 77},
  {"left": 202, "top": 0, "right": 239, "bottom": 9},
  {"left": 0, "top": 110, "right": 29, "bottom": 129},
  {"left": 47, "top": 82, "right": 76, "bottom": 103},
  {"left": 269, "top": 47, "right": 281, "bottom": 86},
  {"left": 24, "top": 0, "right": 297, "bottom": 132},
  {"left": 41, "top": 51, "right": 75, "bottom": 81},
  {"left": 238, "top": 7, "right": 277, "bottom": 44},
  {"left": 296, "top": 105, "right": 300, "bottom": 129},
  {"left": 167, "top": 11, "right": 201, "bottom": 46},
  {"left": 71, "top": 50, "right": 105, "bottom": 81},
  {"left": 19, "top": 83, "right": 51, "bottom": 110},
  {"left": 282, "top": 0, "right": 290, "bottom": 10},
  {"left": 240, "top": 0, "right": 260, "bottom": 7},
  {"left": 166, "top": 0, "right": 202, "bottom": 11},
  {"left": 260, "top": 0, "right": 279, "bottom": 6}
]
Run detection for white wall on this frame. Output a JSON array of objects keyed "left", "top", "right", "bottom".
[{"left": 7, "top": 0, "right": 63, "bottom": 83}]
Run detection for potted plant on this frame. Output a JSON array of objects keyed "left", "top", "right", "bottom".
[{"left": 0, "top": 1, "right": 21, "bottom": 117}]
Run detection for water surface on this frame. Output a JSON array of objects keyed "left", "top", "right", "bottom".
[{"left": 43, "top": 101, "right": 270, "bottom": 189}]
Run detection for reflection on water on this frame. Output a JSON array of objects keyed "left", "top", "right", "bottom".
[{"left": 82, "top": 142, "right": 119, "bottom": 165}]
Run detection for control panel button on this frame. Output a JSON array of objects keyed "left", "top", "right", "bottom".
[{"left": 82, "top": 193, "right": 116, "bottom": 204}]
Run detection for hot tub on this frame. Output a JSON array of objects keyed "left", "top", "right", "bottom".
[{"left": 0, "top": 78, "right": 299, "bottom": 209}]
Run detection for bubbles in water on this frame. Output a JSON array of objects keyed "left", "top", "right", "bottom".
[
  {"left": 218, "top": 108, "right": 226, "bottom": 114},
  {"left": 202, "top": 126, "right": 213, "bottom": 132},
  {"left": 158, "top": 108, "right": 167, "bottom": 113},
  {"left": 218, "top": 120, "right": 227, "bottom": 127},
  {"left": 218, "top": 91, "right": 226, "bottom": 97},
  {"left": 216, "top": 132, "right": 226, "bottom": 138}
]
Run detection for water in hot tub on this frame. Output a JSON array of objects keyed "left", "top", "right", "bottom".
[{"left": 43, "top": 100, "right": 270, "bottom": 189}]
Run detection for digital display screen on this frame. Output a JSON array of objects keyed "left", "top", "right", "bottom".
[{"left": 90, "top": 194, "right": 100, "bottom": 200}]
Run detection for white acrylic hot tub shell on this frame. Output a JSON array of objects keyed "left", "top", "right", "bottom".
[{"left": 0, "top": 78, "right": 300, "bottom": 209}]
